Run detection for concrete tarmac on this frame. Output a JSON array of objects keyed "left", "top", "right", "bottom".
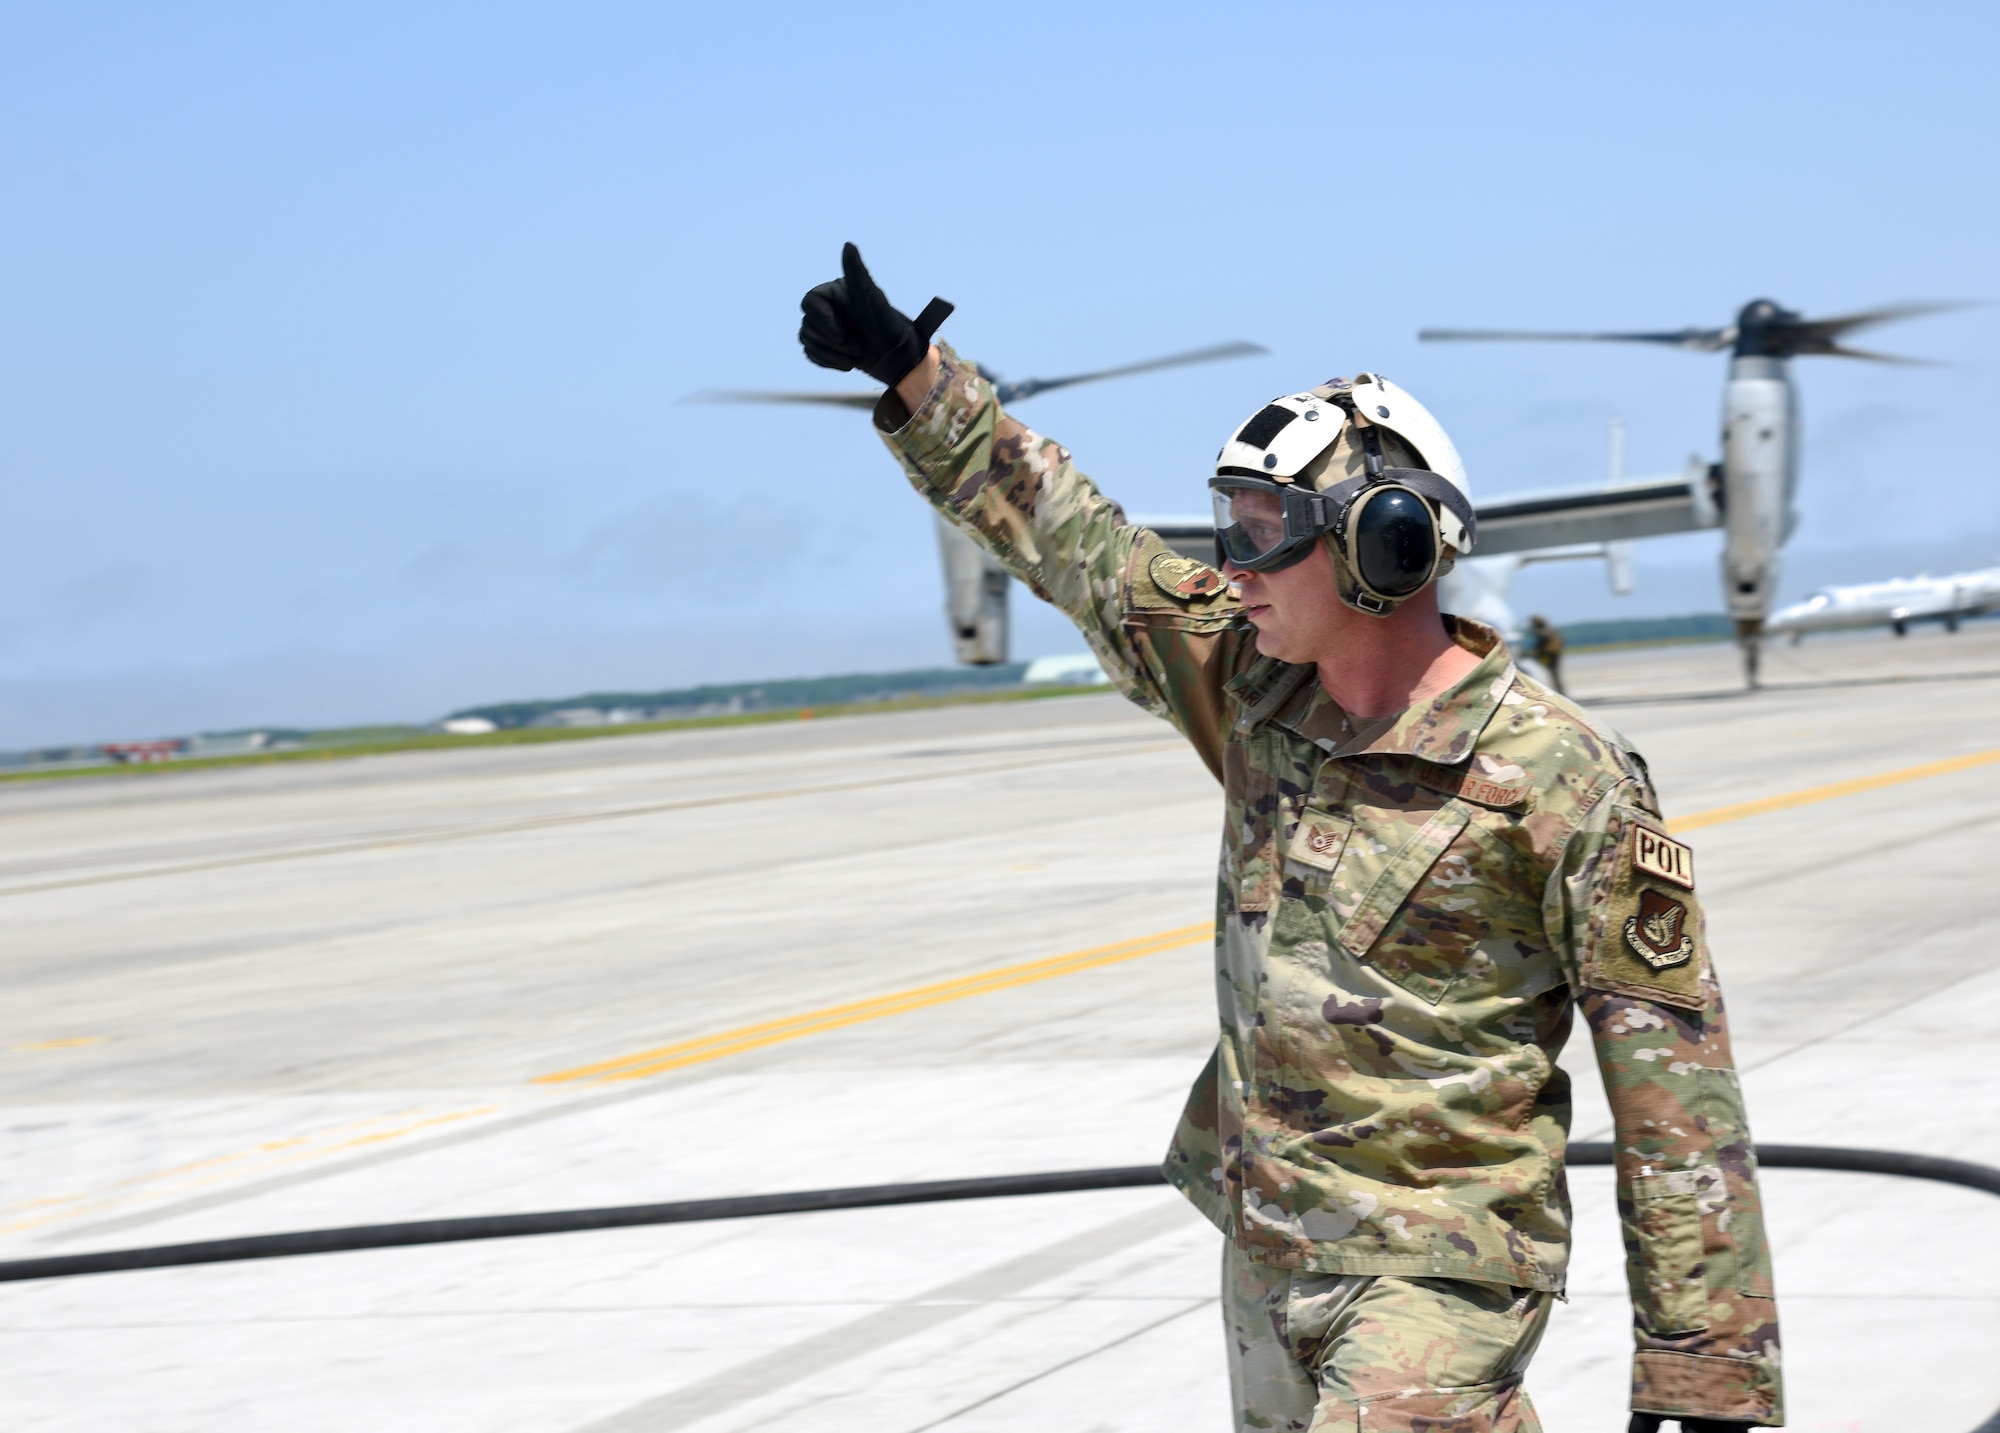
[{"left": 5, "top": 623, "right": 2000, "bottom": 1431}]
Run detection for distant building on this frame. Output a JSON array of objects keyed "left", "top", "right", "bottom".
[
  {"left": 1023, "top": 653, "right": 1112, "bottom": 686},
  {"left": 101, "top": 739, "right": 186, "bottom": 764},
  {"left": 531, "top": 708, "right": 611, "bottom": 729},
  {"left": 186, "top": 731, "right": 275, "bottom": 757},
  {"left": 439, "top": 717, "right": 498, "bottom": 735}
]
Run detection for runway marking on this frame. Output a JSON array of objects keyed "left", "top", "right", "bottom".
[
  {"left": 8, "top": 1035, "right": 106, "bottom": 1053},
  {"left": 535, "top": 746, "right": 2000, "bottom": 1089},
  {"left": 1668, "top": 745, "right": 2000, "bottom": 834},
  {"left": 17, "top": 743, "right": 1998, "bottom": 1236},
  {"left": 0, "top": 740, "right": 1185, "bottom": 899},
  {"left": 0, "top": 1104, "right": 495, "bottom": 1238},
  {"left": 534, "top": 922, "right": 1216, "bottom": 1085}
]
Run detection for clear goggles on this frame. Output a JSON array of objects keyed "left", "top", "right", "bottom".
[{"left": 1209, "top": 474, "right": 1443, "bottom": 601}]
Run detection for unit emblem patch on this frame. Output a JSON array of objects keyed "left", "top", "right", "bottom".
[
  {"left": 1624, "top": 887, "right": 1695, "bottom": 970},
  {"left": 1148, "top": 551, "right": 1227, "bottom": 601},
  {"left": 1631, "top": 826, "right": 1694, "bottom": 889}
]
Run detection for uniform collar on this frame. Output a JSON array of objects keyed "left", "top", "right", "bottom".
[{"left": 1247, "top": 616, "right": 1518, "bottom": 766}]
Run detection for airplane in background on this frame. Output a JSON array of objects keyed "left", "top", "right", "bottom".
[
  {"left": 1767, "top": 565, "right": 2000, "bottom": 641},
  {"left": 700, "top": 345, "right": 1665, "bottom": 663}
]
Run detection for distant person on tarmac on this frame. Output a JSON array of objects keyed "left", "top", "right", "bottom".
[
  {"left": 797, "top": 245, "right": 1781, "bottom": 1432},
  {"left": 1527, "top": 614, "right": 1567, "bottom": 695}
]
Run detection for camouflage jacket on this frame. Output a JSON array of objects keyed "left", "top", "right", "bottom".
[{"left": 875, "top": 345, "right": 1782, "bottom": 1424}]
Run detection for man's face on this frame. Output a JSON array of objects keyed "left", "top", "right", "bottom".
[{"left": 1220, "top": 489, "right": 1349, "bottom": 663}]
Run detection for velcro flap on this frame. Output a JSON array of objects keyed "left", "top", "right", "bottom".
[{"left": 1588, "top": 813, "right": 1706, "bottom": 1009}]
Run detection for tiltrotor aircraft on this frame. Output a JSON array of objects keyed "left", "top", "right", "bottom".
[
  {"left": 695, "top": 341, "right": 1268, "bottom": 664},
  {"left": 1420, "top": 299, "right": 1967, "bottom": 683},
  {"left": 701, "top": 337, "right": 1653, "bottom": 665},
  {"left": 708, "top": 300, "right": 1961, "bottom": 681}
]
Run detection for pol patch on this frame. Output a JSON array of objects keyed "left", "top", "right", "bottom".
[{"left": 1631, "top": 826, "right": 1694, "bottom": 889}]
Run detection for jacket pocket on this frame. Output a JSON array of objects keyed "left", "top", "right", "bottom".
[
  {"left": 1629, "top": 1171, "right": 1710, "bottom": 1336},
  {"left": 1332, "top": 800, "right": 1475, "bottom": 1003}
]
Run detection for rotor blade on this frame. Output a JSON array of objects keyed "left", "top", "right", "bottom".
[
  {"left": 1418, "top": 327, "right": 1732, "bottom": 353},
  {"left": 996, "top": 340, "right": 1268, "bottom": 403},
  {"left": 1813, "top": 344, "right": 1946, "bottom": 367},
  {"left": 1785, "top": 300, "right": 1978, "bottom": 345},
  {"left": 682, "top": 389, "right": 877, "bottom": 409}
]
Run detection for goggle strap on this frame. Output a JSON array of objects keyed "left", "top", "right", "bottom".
[{"left": 1377, "top": 467, "right": 1477, "bottom": 546}]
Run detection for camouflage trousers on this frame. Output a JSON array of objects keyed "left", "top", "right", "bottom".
[{"left": 1223, "top": 1243, "right": 1554, "bottom": 1432}]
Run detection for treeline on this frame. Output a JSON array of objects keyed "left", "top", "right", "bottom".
[
  {"left": 1559, "top": 613, "right": 1734, "bottom": 648},
  {"left": 448, "top": 663, "right": 1033, "bottom": 729}
]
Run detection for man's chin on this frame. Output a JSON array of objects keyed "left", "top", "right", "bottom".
[{"left": 1250, "top": 625, "right": 1298, "bottom": 661}]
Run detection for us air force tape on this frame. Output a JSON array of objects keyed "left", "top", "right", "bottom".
[
  {"left": 1588, "top": 815, "right": 1704, "bottom": 1009},
  {"left": 1415, "top": 758, "right": 1530, "bottom": 810}
]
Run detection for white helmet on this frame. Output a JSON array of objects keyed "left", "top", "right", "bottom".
[{"left": 1209, "top": 373, "right": 1475, "bottom": 614}]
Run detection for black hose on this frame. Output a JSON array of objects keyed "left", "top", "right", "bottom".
[
  {"left": 6, "top": 1142, "right": 1996, "bottom": 1428},
  {"left": 6, "top": 1141, "right": 2000, "bottom": 1284},
  {"left": 0, "top": 1164, "right": 1169, "bottom": 1284}
]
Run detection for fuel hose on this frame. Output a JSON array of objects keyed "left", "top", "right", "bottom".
[{"left": 4, "top": 1142, "right": 1996, "bottom": 1428}]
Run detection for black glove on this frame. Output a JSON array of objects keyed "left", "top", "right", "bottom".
[
  {"left": 1629, "top": 1416, "right": 1759, "bottom": 1432},
  {"left": 798, "top": 242, "right": 953, "bottom": 388}
]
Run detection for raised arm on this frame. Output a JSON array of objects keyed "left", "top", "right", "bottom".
[
  {"left": 1554, "top": 788, "right": 1784, "bottom": 1427},
  {"left": 797, "top": 245, "right": 1249, "bottom": 778}
]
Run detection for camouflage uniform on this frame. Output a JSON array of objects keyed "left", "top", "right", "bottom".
[
  {"left": 1225, "top": 1245, "right": 1553, "bottom": 1430},
  {"left": 875, "top": 345, "right": 1783, "bottom": 1428}
]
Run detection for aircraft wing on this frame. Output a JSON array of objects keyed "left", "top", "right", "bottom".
[
  {"left": 1470, "top": 463, "right": 1719, "bottom": 556},
  {"left": 1129, "top": 462, "right": 1719, "bottom": 567}
]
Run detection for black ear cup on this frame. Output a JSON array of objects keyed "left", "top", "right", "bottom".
[{"left": 1349, "top": 488, "right": 1439, "bottom": 598}]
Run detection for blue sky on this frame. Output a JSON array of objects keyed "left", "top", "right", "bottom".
[{"left": 2, "top": 2, "right": 1995, "bottom": 745}]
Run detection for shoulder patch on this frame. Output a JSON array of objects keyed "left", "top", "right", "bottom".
[
  {"left": 1624, "top": 888, "right": 1695, "bottom": 969},
  {"left": 1148, "top": 551, "right": 1228, "bottom": 602},
  {"left": 1631, "top": 826, "right": 1694, "bottom": 889},
  {"left": 1588, "top": 814, "right": 1705, "bottom": 1009}
]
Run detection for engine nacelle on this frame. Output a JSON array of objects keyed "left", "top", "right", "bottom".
[
  {"left": 1719, "top": 357, "right": 1798, "bottom": 627},
  {"left": 935, "top": 516, "right": 1010, "bottom": 665}
]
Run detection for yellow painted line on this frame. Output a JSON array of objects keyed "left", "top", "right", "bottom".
[
  {"left": 9, "top": 1035, "right": 105, "bottom": 1053},
  {"left": 1669, "top": 745, "right": 2000, "bottom": 834},
  {"left": 535, "top": 922, "right": 1215, "bottom": 1086},
  {"left": 0, "top": 1105, "right": 495, "bottom": 1237},
  {"left": 538, "top": 745, "right": 2000, "bottom": 1089}
]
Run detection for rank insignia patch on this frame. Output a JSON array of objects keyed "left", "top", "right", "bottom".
[
  {"left": 1287, "top": 811, "right": 1352, "bottom": 872},
  {"left": 1624, "top": 887, "right": 1695, "bottom": 970},
  {"left": 1631, "top": 826, "right": 1694, "bottom": 889}
]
